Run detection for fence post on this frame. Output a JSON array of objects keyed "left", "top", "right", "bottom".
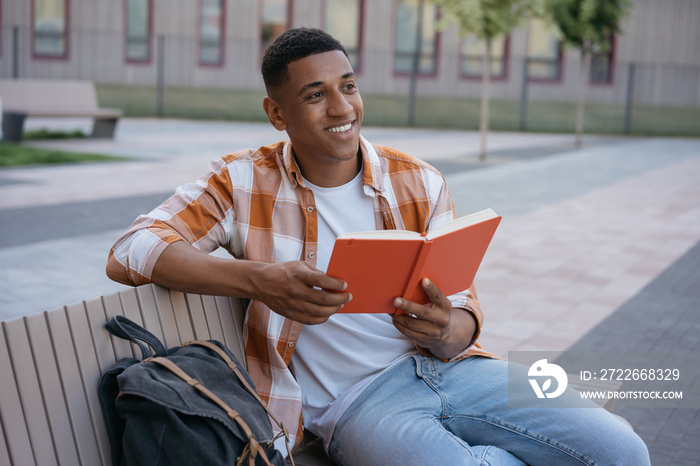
[
  {"left": 623, "top": 62, "right": 636, "bottom": 134},
  {"left": 156, "top": 34, "right": 165, "bottom": 117},
  {"left": 519, "top": 58, "right": 529, "bottom": 130},
  {"left": 12, "top": 26, "right": 20, "bottom": 79}
]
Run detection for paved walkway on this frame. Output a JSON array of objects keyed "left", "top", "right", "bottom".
[{"left": 1, "top": 118, "right": 699, "bottom": 465}]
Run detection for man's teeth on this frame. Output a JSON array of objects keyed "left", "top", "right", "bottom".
[{"left": 326, "top": 123, "right": 352, "bottom": 133}]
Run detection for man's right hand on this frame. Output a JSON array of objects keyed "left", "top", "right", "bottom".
[
  {"left": 250, "top": 261, "right": 352, "bottom": 325},
  {"left": 152, "top": 242, "right": 351, "bottom": 325}
]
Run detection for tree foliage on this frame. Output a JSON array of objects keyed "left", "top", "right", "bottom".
[
  {"left": 434, "top": 0, "right": 546, "bottom": 39},
  {"left": 547, "top": 0, "right": 631, "bottom": 53}
]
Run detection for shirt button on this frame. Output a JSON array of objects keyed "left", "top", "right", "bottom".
[
  {"left": 288, "top": 342, "right": 296, "bottom": 348},
  {"left": 306, "top": 206, "right": 315, "bottom": 213},
  {"left": 308, "top": 252, "right": 316, "bottom": 259}
]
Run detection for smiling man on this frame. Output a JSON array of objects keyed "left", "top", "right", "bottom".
[{"left": 107, "top": 28, "right": 649, "bottom": 465}]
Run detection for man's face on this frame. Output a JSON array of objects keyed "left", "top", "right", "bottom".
[{"left": 264, "top": 50, "right": 364, "bottom": 186}]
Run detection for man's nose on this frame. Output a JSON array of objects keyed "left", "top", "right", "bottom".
[{"left": 327, "top": 90, "right": 353, "bottom": 116}]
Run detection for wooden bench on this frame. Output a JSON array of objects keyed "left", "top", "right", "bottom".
[
  {"left": 0, "top": 284, "right": 627, "bottom": 465},
  {"left": 0, "top": 79, "right": 122, "bottom": 142},
  {"left": 0, "top": 283, "right": 330, "bottom": 466}
]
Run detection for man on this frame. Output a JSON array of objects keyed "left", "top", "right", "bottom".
[{"left": 108, "top": 28, "right": 649, "bottom": 465}]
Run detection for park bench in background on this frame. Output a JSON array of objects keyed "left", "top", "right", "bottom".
[
  {"left": 0, "top": 284, "right": 624, "bottom": 466},
  {"left": 0, "top": 79, "right": 122, "bottom": 142}
]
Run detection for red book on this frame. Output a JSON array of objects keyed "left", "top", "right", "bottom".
[{"left": 327, "top": 208, "right": 501, "bottom": 314}]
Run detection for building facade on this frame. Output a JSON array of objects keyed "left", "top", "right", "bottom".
[{"left": 1, "top": 0, "right": 699, "bottom": 108}]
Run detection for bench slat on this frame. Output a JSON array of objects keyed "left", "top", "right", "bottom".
[
  {"left": 0, "top": 414, "right": 12, "bottom": 466},
  {"left": 118, "top": 289, "right": 148, "bottom": 358},
  {"left": 46, "top": 308, "right": 104, "bottom": 466},
  {"left": 0, "top": 322, "right": 36, "bottom": 466},
  {"left": 25, "top": 313, "right": 83, "bottom": 466},
  {"left": 3, "top": 318, "right": 57, "bottom": 465},
  {"left": 216, "top": 296, "right": 247, "bottom": 364},
  {"left": 201, "top": 294, "right": 226, "bottom": 343},
  {"left": 85, "top": 297, "right": 118, "bottom": 374},
  {"left": 65, "top": 302, "right": 112, "bottom": 465},
  {"left": 134, "top": 284, "right": 167, "bottom": 349},
  {"left": 150, "top": 284, "right": 181, "bottom": 349},
  {"left": 185, "top": 294, "right": 211, "bottom": 340},
  {"left": 170, "top": 290, "right": 196, "bottom": 343},
  {"left": 101, "top": 293, "right": 135, "bottom": 360}
]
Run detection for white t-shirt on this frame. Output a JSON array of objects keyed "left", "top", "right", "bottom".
[{"left": 290, "top": 169, "right": 417, "bottom": 451}]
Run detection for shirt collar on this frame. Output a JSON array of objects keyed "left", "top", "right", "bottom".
[{"left": 281, "top": 135, "right": 385, "bottom": 194}]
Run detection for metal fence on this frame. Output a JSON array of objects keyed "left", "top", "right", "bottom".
[{"left": 2, "top": 26, "right": 698, "bottom": 137}]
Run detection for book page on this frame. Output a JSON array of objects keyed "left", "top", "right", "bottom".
[
  {"left": 336, "top": 229, "right": 421, "bottom": 240},
  {"left": 426, "top": 208, "right": 498, "bottom": 240}
]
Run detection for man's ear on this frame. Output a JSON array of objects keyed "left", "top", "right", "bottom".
[{"left": 263, "top": 96, "right": 287, "bottom": 131}]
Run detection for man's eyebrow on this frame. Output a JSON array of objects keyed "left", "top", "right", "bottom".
[
  {"left": 298, "top": 81, "right": 324, "bottom": 96},
  {"left": 297, "top": 72, "right": 356, "bottom": 97}
]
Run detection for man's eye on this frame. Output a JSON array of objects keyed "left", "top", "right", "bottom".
[
  {"left": 308, "top": 92, "right": 323, "bottom": 100},
  {"left": 344, "top": 83, "right": 357, "bottom": 91}
]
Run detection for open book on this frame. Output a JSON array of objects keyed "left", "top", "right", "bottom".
[{"left": 326, "top": 208, "right": 501, "bottom": 314}]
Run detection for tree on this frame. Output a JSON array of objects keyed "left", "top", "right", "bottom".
[
  {"left": 434, "top": 0, "right": 545, "bottom": 161},
  {"left": 547, "top": 0, "right": 631, "bottom": 147}
]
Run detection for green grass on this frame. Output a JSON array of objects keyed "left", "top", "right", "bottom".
[
  {"left": 22, "top": 129, "right": 88, "bottom": 140},
  {"left": 0, "top": 142, "right": 128, "bottom": 168},
  {"left": 96, "top": 83, "right": 700, "bottom": 138}
]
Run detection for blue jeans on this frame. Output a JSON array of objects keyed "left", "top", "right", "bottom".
[{"left": 328, "top": 355, "right": 650, "bottom": 465}]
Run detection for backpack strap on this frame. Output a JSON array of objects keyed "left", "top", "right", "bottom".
[
  {"left": 105, "top": 315, "right": 168, "bottom": 359},
  {"left": 149, "top": 356, "right": 276, "bottom": 466},
  {"left": 183, "top": 340, "right": 296, "bottom": 465}
]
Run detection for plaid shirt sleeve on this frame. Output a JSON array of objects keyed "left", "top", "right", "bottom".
[{"left": 106, "top": 156, "right": 238, "bottom": 285}]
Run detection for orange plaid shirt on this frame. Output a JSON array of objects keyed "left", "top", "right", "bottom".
[{"left": 107, "top": 137, "right": 491, "bottom": 447}]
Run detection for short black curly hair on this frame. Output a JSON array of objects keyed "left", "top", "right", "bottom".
[{"left": 261, "top": 27, "right": 347, "bottom": 96}]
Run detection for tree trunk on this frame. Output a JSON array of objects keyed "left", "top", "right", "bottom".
[
  {"left": 479, "top": 38, "right": 492, "bottom": 162},
  {"left": 575, "top": 49, "right": 589, "bottom": 148}
]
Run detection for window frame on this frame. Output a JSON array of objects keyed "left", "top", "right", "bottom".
[
  {"left": 31, "top": 0, "right": 70, "bottom": 60},
  {"left": 458, "top": 34, "right": 510, "bottom": 82},
  {"left": 321, "top": 0, "right": 365, "bottom": 74},
  {"left": 589, "top": 34, "right": 616, "bottom": 86},
  {"left": 197, "top": 0, "right": 226, "bottom": 68},
  {"left": 124, "top": 0, "right": 154, "bottom": 65},
  {"left": 259, "top": 0, "right": 293, "bottom": 57},
  {"left": 392, "top": 0, "right": 441, "bottom": 78},
  {"left": 526, "top": 20, "right": 564, "bottom": 84}
]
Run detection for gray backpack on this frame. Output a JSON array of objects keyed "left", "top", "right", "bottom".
[{"left": 99, "top": 315, "right": 293, "bottom": 466}]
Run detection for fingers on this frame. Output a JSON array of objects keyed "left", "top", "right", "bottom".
[
  {"left": 391, "top": 278, "right": 452, "bottom": 341},
  {"left": 295, "top": 261, "right": 348, "bottom": 292},
  {"left": 258, "top": 261, "right": 352, "bottom": 324},
  {"left": 393, "top": 278, "right": 450, "bottom": 320}
]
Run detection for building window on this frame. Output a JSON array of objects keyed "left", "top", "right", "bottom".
[
  {"left": 527, "top": 19, "right": 562, "bottom": 81},
  {"left": 323, "top": 0, "right": 363, "bottom": 71},
  {"left": 199, "top": 0, "right": 225, "bottom": 66},
  {"left": 460, "top": 35, "right": 508, "bottom": 79},
  {"left": 33, "top": 0, "right": 69, "bottom": 58},
  {"left": 394, "top": 0, "right": 438, "bottom": 75},
  {"left": 261, "top": 0, "right": 289, "bottom": 53},
  {"left": 590, "top": 35, "right": 615, "bottom": 84},
  {"left": 126, "top": 0, "right": 152, "bottom": 63}
]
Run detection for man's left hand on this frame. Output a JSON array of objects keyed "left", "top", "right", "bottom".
[{"left": 392, "top": 278, "right": 476, "bottom": 360}]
